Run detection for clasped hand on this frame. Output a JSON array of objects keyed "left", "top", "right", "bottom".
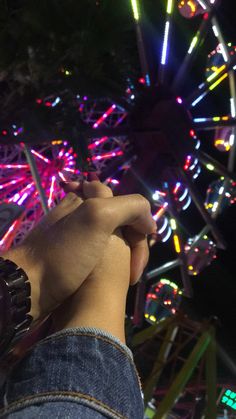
[{"left": 4, "top": 180, "right": 156, "bottom": 326}]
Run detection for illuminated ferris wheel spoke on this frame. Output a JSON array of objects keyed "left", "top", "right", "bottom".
[
  {"left": 198, "top": 150, "right": 236, "bottom": 182},
  {"left": 187, "top": 69, "right": 229, "bottom": 108},
  {"left": 30, "top": 149, "right": 51, "bottom": 164},
  {"left": 130, "top": 0, "right": 151, "bottom": 86},
  {"left": 210, "top": 178, "right": 231, "bottom": 219},
  {"left": 146, "top": 260, "right": 181, "bottom": 280},
  {"left": 179, "top": 167, "right": 226, "bottom": 249},
  {"left": 211, "top": 16, "right": 230, "bottom": 64},
  {"left": 0, "top": 177, "right": 26, "bottom": 192},
  {"left": 194, "top": 115, "right": 236, "bottom": 130},
  {"left": 173, "top": 13, "right": 211, "bottom": 91},
  {"left": 210, "top": 15, "right": 236, "bottom": 173},
  {"left": 23, "top": 144, "right": 49, "bottom": 215},
  {"left": 158, "top": 0, "right": 174, "bottom": 84},
  {"left": 7, "top": 182, "right": 35, "bottom": 205}
]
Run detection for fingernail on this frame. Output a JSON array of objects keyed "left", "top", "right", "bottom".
[{"left": 87, "top": 172, "right": 100, "bottom": 181}]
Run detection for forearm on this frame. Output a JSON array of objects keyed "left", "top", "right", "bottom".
[{"left": 51, "top": 277, "right": 129, "bottom": 343}]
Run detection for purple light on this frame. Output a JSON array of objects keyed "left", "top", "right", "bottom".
[{"left": 176, "top": 97, "right": 183, "bottom": 104}]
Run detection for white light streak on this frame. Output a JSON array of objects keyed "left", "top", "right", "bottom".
[
  {"left": 188, "top": 36, "right": 198, "bottom": 55},
  {"left": 212, "top": 25, "right": 219, "bottom": 37},
  {"left": 161, "top": 21, "right": 170, "bottom": 65},
  {"left": 162, "top": 226, "right": 172, "bottom": 243},
  {"left": 230, "top": 98, "right": 236, "bottom": 117},
  {"left": 194, "top": 118, "right": 207, "bottom": 123},
  {"left": 196, "top": 0, "right": 207, "bottom": 9},
  {"left": 218, "top": 43, "right": 228, "bottom": 62},
  {"left": 191, "top": 92, "right": 207, "bottom": 107},
  {"left": 179, "top": 187, "right": 188, "bottom": 202},
  {"left": 229, "top": 134, "right": 235, "bottom": 146},
  {"left": 158, "top": 217, "right": 168, "bottom": 235},
  {"left": 182, "top": 196, "right": 191, "bottom": 211},
  {"left": 212, "top": 201, "right": 218, "bottom": 212}
]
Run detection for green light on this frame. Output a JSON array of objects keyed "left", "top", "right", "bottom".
[
  {"left": 221, "top": 389, "right": 236, "bottom": 411},
  {"left": 206, "top": 163, "right": 215, "bottom": 171},
  {"left": 167, "top": 0, "right": 173, "bottom": 14},
  {"left": 131, "top": 0, "right": 140, "bottom": 21},
  {"left": 170, "top": 218, "right": 177, "bottom": 230},
  {"left": 188, "top": 36, "right": 198, "bottom": 54}
]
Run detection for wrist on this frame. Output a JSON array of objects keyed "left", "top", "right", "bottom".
[
  {"left": 2, "top": 246, "right": 43, "bottom": 322},
  {"left": 51, "top": 278, "right": 129, "bottom": 343}
]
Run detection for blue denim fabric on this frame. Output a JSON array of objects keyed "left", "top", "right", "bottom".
[{"left": 0, "top": 328, "right": 144, "bottom": 418}]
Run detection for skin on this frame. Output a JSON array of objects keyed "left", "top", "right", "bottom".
[
  {"left": 52, "top": 180, "right": 148, "bottom": 342},
  {"left": 2, "top": 181, "right": 155, "bottom": 343}
]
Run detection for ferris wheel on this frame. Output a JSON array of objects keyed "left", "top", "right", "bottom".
[{"left": 0, "top": 0, "right": 236, "bottom": 308}]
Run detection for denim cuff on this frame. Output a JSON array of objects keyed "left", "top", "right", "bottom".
[
  {"left": 0, "top": 327, "right": 144, "bottom": 418},
  {"left": 45, "top": 326, "right": 135, "bottom": 360}
]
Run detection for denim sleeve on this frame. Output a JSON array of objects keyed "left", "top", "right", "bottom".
[{"left": 0, "top": 327, "right": 144, "bottom": 419}]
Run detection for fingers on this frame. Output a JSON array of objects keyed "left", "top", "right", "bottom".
[
  {"left": 59, "top": 181, "right": 83, "bottom": 195},
  {"left": 83, "top": 180, "right": 113, "bottom": 199},
  {"left": 93, "top": 194, "right": 156, "bottom": 235},
  {"left": 124, "top": 227, "right": 149, "bottom": 285},
  {"left": 60, "top": 179, "right": 113, "bottom": 199},
  {"left": 44, "top": 192, "right": 84, "bottom": 225}
]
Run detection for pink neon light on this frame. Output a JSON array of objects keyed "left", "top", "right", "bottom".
[
  {"left": 176, "top": 97, "right": 183, "bottom": 104},
  {"left": 48, "top": 176, "right": 56, "bottom": 207},
  {"left": 184, "top": 155, "right": 192, "bottom": 171},
  {"left": 0, "top": 220, "right": 18, "bottom": 246},
  {"left": 88, "top": 136, "right": 108, "bottom": 150},
  {"left": 93, "top": 105, "right": 116, "bottom": 129},
  {"left": 92, "top": 150, "right": 123, "bottom": 161},
  {"left": 58, "top": 148, "right": 65, "bottom": 158},
  {"left": 0, "top": 177, "right": 25, "bottom": 190},
  {"left": 173, "top": 183, "right": 181, "bottom": 194},
  {"left": 153, "top": 202, "right": 168, "bottom": 221},
  {"left": 106, "top": 178, "right": 120, "bottom": 185},
  {"left": 31, "top": 149, "right": 50, "bottom": 164},
  {"left": 0, "top": 164, "right": 29, "bottom": 169},
  {"left": 64, "top": 168, "right": 77, "bottom": 173},
  {"left": 58, "top": 172, "right": 67, "bottom": 182},
  {"left": 8, "top": 182, "right": 34, "bottom": 203}
]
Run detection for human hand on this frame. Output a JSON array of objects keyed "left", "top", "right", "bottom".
[
  {"left": 51, "top": 179, "right": 150, "bottom": 342},
  {"left": 3, "top": 181, "right": 156, "bottom": 322}
]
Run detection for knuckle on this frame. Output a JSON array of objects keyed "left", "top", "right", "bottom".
[
  {"left": 63, "top": 192, "right": 81, "bottom": 207},
  {"left": 134, "top": 194, "right": 151, "bottom": 210},
  {"left": 83, "top": 198, "right": 104, "bottom": 225}
]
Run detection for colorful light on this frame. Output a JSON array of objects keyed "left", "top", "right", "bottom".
[
  {"left": 173, "top": 234, "right": 181, "bottom": 253},
  {"left": 206, "top": 163, "right": 214, "bottom": 171},
  {"left": 153, "top": 202, "right": 168, "bottom": 221},
  {"left": 93, "top": 104, "right": 116, "bottom": 128},
  {"left": 221, "top": 389, "right": 236, "bottom": 411},
  {"left": 48, "top": 176, "right": 56, "bottom": 207},
  {"left": 161, "top": 21, "right": 170, "bottom": 65},
  {"left": 167, "top": 0, "right": 173, "bottom": 14},
  {"left": 191, "top": 92, "right": 207, "bottom": 107},
  {"left": 131, "top": 0, "right": 140, "bottom": 21},
  {"left": 209, "top": 72, "right": 228, "bottom": 91},
  {"left": 188, "top": 35, "right": 198, "bottom": 54},
  {"left": 145, "top": 278, "right": 182, "bottom": 324},
  {"left": 185, "top": 236, "right": 216, "bottom": 275}
]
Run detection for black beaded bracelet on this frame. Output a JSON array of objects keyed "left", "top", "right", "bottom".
[{"left": 0, "top": 257, "right": 32, "bottom": 357}]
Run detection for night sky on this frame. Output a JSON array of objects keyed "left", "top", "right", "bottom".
[{"left": 128, "top": 0, "right": 236, "bottom": 382}]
